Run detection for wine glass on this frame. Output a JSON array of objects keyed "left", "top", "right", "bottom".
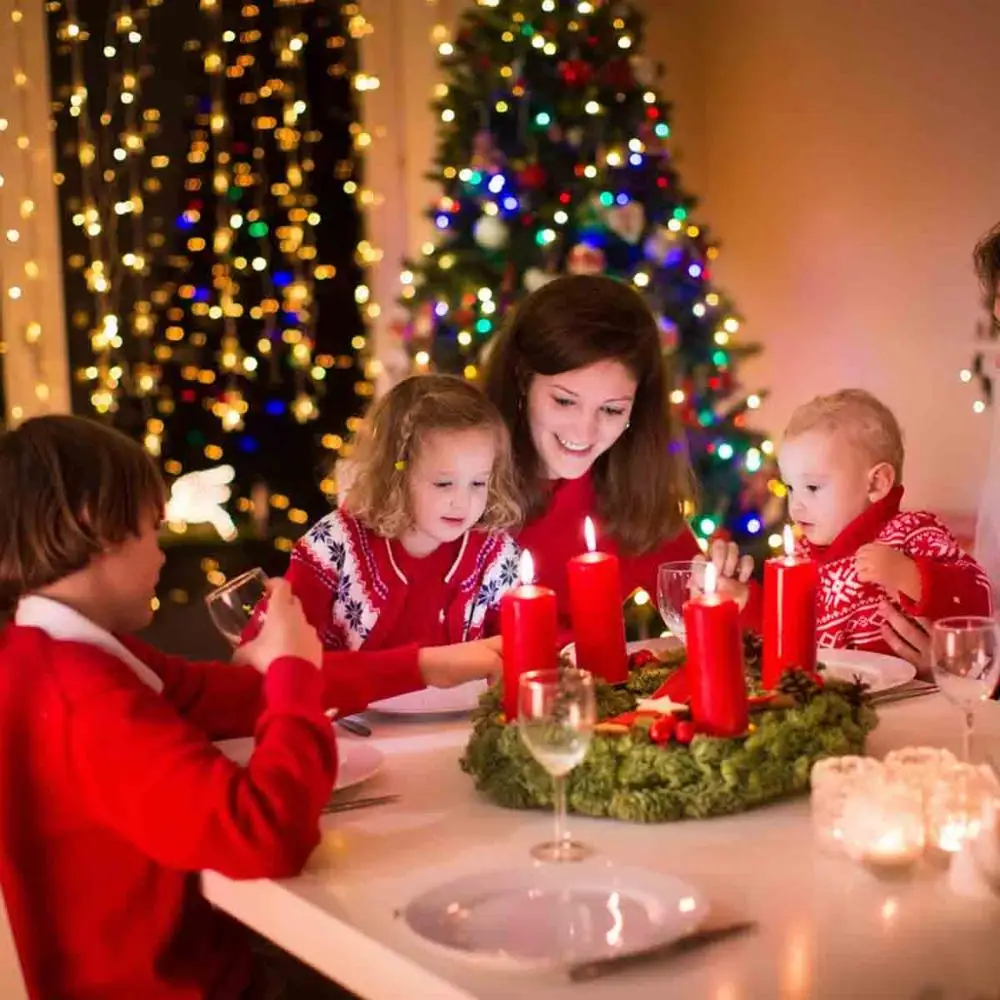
[
  {"left": 518, "top": 668, "right": 597, "bottom": 863},
  {"left": 205, "top": 567, "right": 268, "bottom": 646},
  {"left": 656, "top": 560, "right": 706, "bottom": 642},
  {"left": 930, "top": 616, "right": 1000, "bottom": 762}
]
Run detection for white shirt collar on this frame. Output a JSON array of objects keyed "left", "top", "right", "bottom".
[{"left": 14, "top": 594, "right": 164, "bottom": 694}]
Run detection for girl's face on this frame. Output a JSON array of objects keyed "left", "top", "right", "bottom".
[
  {"left": 401, "top": 427, "right": 497, "bottom": 557},
  {"left": 525, "top": 359, "right": 637, "bottom": 480}
]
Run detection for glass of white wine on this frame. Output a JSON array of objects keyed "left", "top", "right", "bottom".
[
  {"left": 204, "top": 567, "right": 268, "bottom": 647},
  {"left": 518, "top": 668, "right": 597, "bottom": 863}
]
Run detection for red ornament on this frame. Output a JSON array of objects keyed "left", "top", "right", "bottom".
[
  {"left": 559, "top": 59, "right": 592, "bottom": 87},
  {"left": 518, "top": 163, "right": 547, "bottom": 189},
  {"left": 601, "top": 58, "right": 633, "bottom": 91}
]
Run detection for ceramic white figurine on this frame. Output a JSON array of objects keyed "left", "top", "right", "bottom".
[{"left": 949, "top": 796, "right": 1000, "bottom": 901}]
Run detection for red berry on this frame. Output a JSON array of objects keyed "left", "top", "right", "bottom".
[
  {"left": 649, "top": 716, "right": 676, "bottom": 745},
  {"left": 675, "top": 720, "right": 696, "bottom": 744},
  {"left": 629, "top": 649, "right": 658, "bottom": 669}
]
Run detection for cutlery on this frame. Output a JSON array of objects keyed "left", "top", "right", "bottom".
[
  {"left": 322, "top": 793, "right": 399, "bottom": 815},
  {"left": 568, "top": 919, "right": 756, "bottom": 981},
  {"left": 870, "top": 682, "right": 938, "bottom": 707},
  {"left": 335, "top": 717, "right": 372, "bottom": 738}
]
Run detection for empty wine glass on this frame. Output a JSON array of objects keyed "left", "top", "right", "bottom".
[
  {"left": 656, "top": 560, "right": 706, "bottom": 642},
  {"left": 205, "top": 567, "right": 268, "bottom": 646},
  {"left": 930, "top": 616, "right": 1000, "bottom": 762},
  {"left": 518, "top": 668, "right": 597, "bottom": 863}
]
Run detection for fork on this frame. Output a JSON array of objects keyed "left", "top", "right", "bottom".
[{"left": 322, "top": 793, "right": 399, "bottom": 815}]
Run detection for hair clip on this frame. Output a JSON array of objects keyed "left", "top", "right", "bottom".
[{"left": 394, "top": 460, "right": 407, "bottom": 471}]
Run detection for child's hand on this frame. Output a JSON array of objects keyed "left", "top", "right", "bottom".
[
  {"left": 234, "top": 579, "right": 322, "bottom": 673},
  {"left": 418, "top": 636, "right": 503, "bottom": 689},
  {"left": 856, "top": 544, "right": 921, "bottom": 600},
  {"left": 692, "top": 540, "right": 754, "bottom": 608}
]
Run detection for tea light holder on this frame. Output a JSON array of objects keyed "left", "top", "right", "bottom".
[
  {"left": 949, "top": 795, "right": 1000, "bottom": 901},
  {"left": 926, "top": 763, "right": 1000, "bottom": 855},
  {"left": 810, "top": 756, "right": 884, "bottom": 854},
  {"left": 840, "top": 774, "right": 926, "bottom": 873}
]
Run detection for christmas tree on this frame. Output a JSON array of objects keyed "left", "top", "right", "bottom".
[
  {"left": 400, "top": 0, "right": 782, "bottom": 561},
  {"left": 143, "top": 0, "right": 373, "bottom": 548}
]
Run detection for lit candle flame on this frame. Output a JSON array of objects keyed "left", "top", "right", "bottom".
[
  {"left": 519, "top": 549, "right": 535, "bottom": 586},
  {"left": 783, "top": 524, "right": 795, "bottom": 558},
  {"left": 703, "top": 560, "right": 718, "bottom": 598},
  {"left": 584, "top": 516, "right": 596, "bottom": 553}
]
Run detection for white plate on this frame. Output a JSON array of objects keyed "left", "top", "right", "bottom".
[
  {"left": 402, "top": 861, "right": 708, "bottom": 970},
  {"left": 368, "top": 679, "right": 487, "bottom": 717},
  {"left": 818, "top": 649, "right": 916, "bottom": 693},
  {"left": 560, "top": 636, "right": 683, "bottom": 667},
  {"left": 215, "top": 737, "right": 384, "bottom": 793}
]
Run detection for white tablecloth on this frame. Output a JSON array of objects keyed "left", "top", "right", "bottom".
[{"left": 203, "top": 696, "right": 1000, "bottom": 999}]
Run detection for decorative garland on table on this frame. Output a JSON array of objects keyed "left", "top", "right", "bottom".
[{"left": 460, "top": 634, "right": 879, "bottom": 823}]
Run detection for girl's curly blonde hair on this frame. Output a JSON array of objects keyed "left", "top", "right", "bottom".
[{"left": 344, "top": 374, "right": 522, "bottom": 537}]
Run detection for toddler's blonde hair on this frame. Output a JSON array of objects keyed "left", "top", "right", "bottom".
[
  {"left": 784, "top": 388, "right": 905, "bottom": 479},
  {"left": 344, "top": 373, "right": 521, "bottom": 537}
]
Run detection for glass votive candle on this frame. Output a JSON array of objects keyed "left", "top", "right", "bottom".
[
  {"left": 927, "top": 763, "right": 1000, "bottom": 855},
  {"left": 810, "top": 755, "right": 884, "bottom": 854},
  {"left": 884, "top": 746, "right": 959, "bottom": 798},
  {"left": 840, "top": 773, "right": 925, "bottom": 872}
]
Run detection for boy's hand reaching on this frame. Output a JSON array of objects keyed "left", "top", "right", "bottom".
[
  {"left": 418, "top": 636, "right": 503, "bottom": 689},
  {"left": 856, "top": 543, "right": 921, "bottom": 601},
  {"left": 233, "top": 579, "right": 322, "bottom": 673},
  {"left": 693, "top": 539, "right": 754, "bottom": 607}
]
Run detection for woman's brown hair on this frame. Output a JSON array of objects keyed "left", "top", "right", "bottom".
[
  {"left": 974, "top": 221, "right": 1000, "bottom": 311},
  {"left": 345, "top": 373, "right": 521, "bottom": 536},
  {"left": 482, "top": 274, "right": 694, "bottom": 555},
  {"left": 0, "top": 415, "right": 167, "bottom": 612}
]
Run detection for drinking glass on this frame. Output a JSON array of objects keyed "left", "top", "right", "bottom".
[
  {"left": 930, "top": 616, "right": 1000, "bottom": 762},
  {"left": 205, "top": 567, "right": 268, "bottom": 646},
  {"left": 518, "top": 668, "right": 597, "bottom": 863},
  {"left": 656, "top": 560, "right": 706, "bottom": 642}
]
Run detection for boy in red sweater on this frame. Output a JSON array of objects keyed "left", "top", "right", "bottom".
[
  {"left": 0, "top": 416, "right": 478, "bottom": 999},
  {"left": 779, "top": 389, "right": 993, "bottom": 652}
]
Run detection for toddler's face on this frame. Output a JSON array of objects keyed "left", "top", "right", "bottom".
[{"left": 778, "top": 429, "right": 876, "bottom": 545}]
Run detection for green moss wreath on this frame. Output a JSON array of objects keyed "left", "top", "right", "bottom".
[{"left": 460, "top": 636, "right": 878, "bottom": 823}]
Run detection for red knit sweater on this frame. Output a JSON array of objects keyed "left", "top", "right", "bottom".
[
  {"left": 0, "top": 626, "right": 421, "bottom": 1000},
  {"left": 799, "top": 487, "right": 993, "bottom": 651},
  {"left": 515, "top": 473, "right": 705, "bottom": 634}
]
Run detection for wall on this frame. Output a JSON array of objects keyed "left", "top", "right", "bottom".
[{"left": 643, "top": 0, "right": 1000, "bottom": 520}]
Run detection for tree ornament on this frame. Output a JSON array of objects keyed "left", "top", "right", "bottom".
[
  {"left": 566, "top": 126, "right": 585, "bottom": 148},
  {"left": 601, "top": 57, "right": 634, "bottom": 90},
  {"left": 473, "top": 214, "right": 509, "bottom": 250},
  {"left": 470, "top": 130, "right": 504, "bottom": 171},
  {"left": 518, "top": 162, "right": 547, "bottom": 189},
  {"left": 559, "top": 59, "right": 592, "bottom": 87},
  {"left": 566, "top": 242, "right": 606, "bottom": 276},
  {"left": 630, "top": 54, "right": 657, "bottom": 87},
  {"left": 644, "top": 225, "right": 677, "bottom": 264},
  {"left": 523, "top": 267, "right": 557, "bottom": 293},
  {"left": 658, "top": 315, "right": 679, "bottom": 353},
  {"left": 604, "top": 201, "right": 646, "bottom": 244}
]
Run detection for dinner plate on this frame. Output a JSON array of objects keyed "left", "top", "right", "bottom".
[
  {"left": 560, "top": 636, "right": 683, "bottom": 667},
  {"left": 402, "top": 860, "right": 708, "bottom": 970},
  {"left": 368, "top": 679, "right": 487, "bottom": 716},
  {"left": 818, "top": 648, "right": 916, "bottom": 693},
  {"left": 215, "top": 737, "right": 384, "bottom": 793}
]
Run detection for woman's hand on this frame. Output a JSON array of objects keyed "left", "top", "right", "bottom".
[
  {"left": 878, "top": 600, "right": 932, "bottom": 679},
  {"left": 693, "top": 539, "right": 754, "bottom": 607},
  {"left": 418, "top": 636, "right": 503, "bottom": 689},
  {"left": 232, "top": 579, "right": 322, "bottom": 673}
]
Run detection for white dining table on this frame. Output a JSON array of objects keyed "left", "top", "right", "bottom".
[{"left": 203, "top": 696, "right": 1000, "bottom": 999}]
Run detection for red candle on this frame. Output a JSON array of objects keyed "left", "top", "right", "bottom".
[
  {"left": 762, "top": 525, "right": 818, "bottom": 689},
  {"left": 683, "top": 563, "right": 748, "bottom": 737},
  {"left": 567, "top": 517, "right": 628, "bottom": 684},
  {"left": 500, "top": 550, "right": 558, "bottom": 719}
]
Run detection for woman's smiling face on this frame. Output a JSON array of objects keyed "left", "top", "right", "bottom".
[{"left": 525, "top": 359, "right": 637, "bottom": 480}]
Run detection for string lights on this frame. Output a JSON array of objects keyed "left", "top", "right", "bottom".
[
  {"left": 401, "top": 0, "right": 783, "bottom": 554},
  {"left": 0, "top": 0, "right": 71, "bottom": 423}
]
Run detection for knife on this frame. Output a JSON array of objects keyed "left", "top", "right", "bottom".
[{"left": 567, "top": 919, "right": 756, "bottom": 981}]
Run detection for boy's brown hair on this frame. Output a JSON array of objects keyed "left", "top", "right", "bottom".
[
  {"left": 482, "top": 274, "right": 694, "bottom": 555},
  {"left": 784, "top": 388, "right": 905, "bottom": 479},
  {"left": 345, "top": 373, "right": 521, "bottom": 536},
  {"left": 0, "top": 415, "right": 167, "bottom": 612}
]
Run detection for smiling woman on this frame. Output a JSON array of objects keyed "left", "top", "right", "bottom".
[{"left": 482, "top": 275, "right": 736, "bottom": 632}]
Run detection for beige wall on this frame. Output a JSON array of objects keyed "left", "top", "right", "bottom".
[
  {"left": 641, "top": 0, "right": 1000, "bottom": 521},
  {"left": 371, "top": 0, "right": 1000, "bottom": 519}
]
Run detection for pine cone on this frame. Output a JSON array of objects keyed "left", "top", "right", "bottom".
[{"left": 777, "top": 669, "right": 822, "bottom": 704}]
